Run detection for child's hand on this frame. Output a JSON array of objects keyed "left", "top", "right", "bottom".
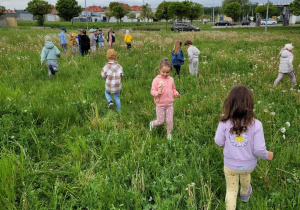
[
  {"left": 158, "top": 86, "right": 162, "bottom": 95},
  {"left": 267, "top": 151, "right": 273, "bottom": 160},
  {"left": 41, "top": 62, "right": 44, "bottom": 66},
  {"left": 175, "top": 92, "right": 180, "bottom": 98}
]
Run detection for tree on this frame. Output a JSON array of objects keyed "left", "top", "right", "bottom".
[
  {"left": 224, "top": 2, "right": 241, "bottom": 22},
  {"left": 169, "top": 2, "right": 189, "bottom": 22},
  {"left": 56, "top": 0, "right": 82, "bottom": 21},
  {"left": 0, "top": 6, "right": 5, "bottom": 16},
  {"left": 105, "top": 11, "right": 113, "bottom": 23},
  {"left": 127, "top": 12, "right": 136, "bottom": 22},
  {"left": 255, "top": 3, "right": 277, "bottom": 18},
  {"left": 26, "top": 0, "right": 51, "bottom": 26},
  {"left": 222, "top": 0, "right": 250, "bottom": 21},
  {"left": 140, "top": 3, "right": 154, "bottom": 24},
  {"left": 109, "top": 2, "right": 129, "bottom": 27},
  {"left": 290, "top": 0, "right": 300, "bottom": 16},
  {"left": 155, "top": 1, "right": 173, "bottom": 31},
  {"left": 184, "top": 1, "right": 203, "bottom": 24}
]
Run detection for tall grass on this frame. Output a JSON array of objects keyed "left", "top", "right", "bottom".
[{"left": 0, "top": 26, "right": 299, "bottom": 209}]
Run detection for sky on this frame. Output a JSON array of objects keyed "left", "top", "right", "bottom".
[{"left": 0, "top": 0, "right": 294, "bottom": 10}]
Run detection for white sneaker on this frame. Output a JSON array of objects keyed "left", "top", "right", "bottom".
[
  {"left": 149, "top": 121, "right": 154, "bottom": 131},
  {"left": 167, "top": 134, "right": 172, "bottom": 140}
]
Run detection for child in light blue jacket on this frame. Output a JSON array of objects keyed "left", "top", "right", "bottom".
[{"left": 41, "top": 35, "right": 60, "bottom": 78}]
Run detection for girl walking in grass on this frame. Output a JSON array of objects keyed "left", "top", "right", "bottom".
[
  {"left": 215, "top": 85, "right": 273, "bottom": 210},
  {"left": 171, "top": 40, "right": 185, "bottom": 78},
  {"left": 184, "top": 40, "right": 200, "bottom": 76},
  {"left": 150, "top": 59, "right": 180, "bottom": 140},
  {"left": 273, "top": 43, "right": 297, "bottom": 86},
  {"left": 107, "top": 28, "right": 115, "bottom": 49}
]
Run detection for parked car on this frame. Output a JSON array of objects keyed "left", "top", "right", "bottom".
[
  {"left": 215, "top": 20, "right": 236, "bottom": 26},
  {"left": 261, "top": 19, "right": 277, "bottom": 25},
  {"left": 242, "top": 20, "right": 250, "bottom": 25},
  {"left": 171, "top": 23, "right": 200, "bottom": 31}
]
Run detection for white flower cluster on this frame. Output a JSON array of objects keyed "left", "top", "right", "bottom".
[{"left": 280, "top": 122, "right": 291, "bottom": 139}]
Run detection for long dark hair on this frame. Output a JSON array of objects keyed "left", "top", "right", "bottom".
[{"left": 220, "top": 85, "right": 254, "bottom": 136}]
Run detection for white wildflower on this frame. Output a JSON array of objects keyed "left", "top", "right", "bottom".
[
  {"left": 285, "top": 122, "right": 290, "bottom": 127},
  {"left": 270, "top": 112, "right": 275, "bottom": 116},
  {"left": 191, "top": 182, "right": 195, "bottom": 187},
  {"left": 282, "top": 134, "right": 285, "bottom": 139},
  {"left": 280, "top": 127, "right": 286, "bottom": 133},
  {"left": 264, "top": 109, "right": 269, "bottom": 112},
  {"left": 82, "top": 100, "right": 86, "bottom": 104}
]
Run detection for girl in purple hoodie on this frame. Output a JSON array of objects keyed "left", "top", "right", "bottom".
[
  {"left": 150, "top": 59, "right": 180, "bottom": 140},
  {"left": 215, "top": 85, "right": 273, "bottom": 210}
]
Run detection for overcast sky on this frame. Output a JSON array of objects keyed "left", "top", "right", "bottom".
[{"left": 0, "top": 0, "right": 293, "bottom": 10}]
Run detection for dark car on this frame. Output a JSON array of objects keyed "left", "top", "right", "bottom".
[
  {"left": 171, "top": 23, "right": 200, "bottom": 31},
  {"left": 242, "top": 20, "right": 250, "bottom": 25},
  {"left": 215, "top": 20, "right": 235, "bottom": 26}
]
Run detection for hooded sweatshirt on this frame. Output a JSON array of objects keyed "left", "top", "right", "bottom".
[
  {"left": 41, "top": 41, "right": 60, "bottom": 63},
  {"left": 151, "top": 75, "right": 179, "bottom": 107},
  {"left": 187, "top": 46, "right": 200, "bottom": 62},
  {"left": 215, "top": 119, "right": 269, "bottom": 171},
  {"left": 279, "top": 50, "right": 293, "bottom": 73}
]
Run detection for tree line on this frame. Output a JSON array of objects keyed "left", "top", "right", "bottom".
[{"left": 1, "top": 0, "right": 299, "bottom": 26}]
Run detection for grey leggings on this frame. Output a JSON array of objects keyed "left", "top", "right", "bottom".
[{"left": 274, "top": 72, "right": 296, "bottom": 86}]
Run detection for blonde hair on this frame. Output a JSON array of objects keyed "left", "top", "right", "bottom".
[
  {"left": 159, "top": 59, "right": 172, "bottom": 70},
  {"left": 173, "top": 40, "right": 182, "bottom": 55}
]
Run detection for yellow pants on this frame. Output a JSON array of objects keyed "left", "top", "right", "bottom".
[{"left": 224, "top": 165, "right": 254, "bottom": 210}]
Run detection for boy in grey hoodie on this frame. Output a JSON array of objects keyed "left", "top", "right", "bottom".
[{"left": 41, "top": 35, "right": 60, "bottom": 78}]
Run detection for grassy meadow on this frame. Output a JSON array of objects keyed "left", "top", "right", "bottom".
[{"left": 0, "top": 24, "right": 299, "bottom": 209}]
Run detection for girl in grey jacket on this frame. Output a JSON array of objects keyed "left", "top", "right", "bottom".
[
  {"left": 273, "top": 43, "right": 296, "bottom": 86},
  {"left": 41, "top": 35, "right": 60, "bottom": 78}
]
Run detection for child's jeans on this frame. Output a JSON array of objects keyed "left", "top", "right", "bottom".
[
  {"left": 72, "top": 46, "right": 77, "bottom": 54},
  {"left": 78, "top": 45, "right": 82, "bottom": 54},
  {"left": 224, "top": 166, "right": 254, "bottom": 210},
  {"left": 61, "top": 44, "right": 67, "bottom": 53},
  {"left": 91, "top": 45, "right": 96, "bottom": 52},
  {"left": 189, "top": 58, "right": 199, "bottom": 75},
  {"left": 153, "top": 105, "right": 173, "bottom": 135},
  {"left": 273, "top": 72, "right": 297, "bottom": 86},
  {"left": 105, "top": 89, "right": 121, "bottom": 111},
  {"left": 46, "top": 60, "right": 59, "bottom": 76},
  {"left": 98, "top": 42, "right": 104, "bottom": 48}
]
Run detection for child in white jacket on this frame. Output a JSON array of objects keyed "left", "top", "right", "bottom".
[
  {"left": 273, "top": 43, "right": 297, "bottom": 86},
  {"left": 184, "top": 40, "right": 200, "bottom": 76}
]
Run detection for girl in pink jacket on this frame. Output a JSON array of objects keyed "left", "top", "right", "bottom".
[{"left": 150, "top": 59, "right": 180, "bottom": 140}]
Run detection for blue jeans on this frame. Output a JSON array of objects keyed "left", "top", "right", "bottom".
[{"left": 105, "top": 89, "right": 121, "bottom": 111}]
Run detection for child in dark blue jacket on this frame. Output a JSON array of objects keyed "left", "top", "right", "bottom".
[{"left": 171, "top": 40, "right": 185, "bottom": 77}]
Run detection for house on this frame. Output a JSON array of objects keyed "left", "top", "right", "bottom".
[
  {"left": 16, "top": 11, "right": 33, "bottom": 21},
  {"left": 46, "top": 5, "right": 60, "bottom": 21},
  {"left": 0, "top": 9, "right": 18, "bottom": 26}
]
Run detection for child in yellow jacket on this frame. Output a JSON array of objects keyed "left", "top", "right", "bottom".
[
  {"left": 70, "top": 32, "right": 78, "bottom": 54},
  {"left": 124, "top": 30, "right": 132, "bottom": 50}
]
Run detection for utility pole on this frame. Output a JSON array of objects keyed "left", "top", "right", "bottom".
[
  {"left": 85, "top": 0, "right": 88, "bottom": 29},
  {"left": 265, "top": 0, "right": 269, "bottom": 32},
  {"left": 213, "top": 6, "right": 214, "bottom": 24}
]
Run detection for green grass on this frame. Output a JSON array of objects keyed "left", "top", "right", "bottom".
[{"left": 0, "top": 25, "right": 299, "bottom": 209}]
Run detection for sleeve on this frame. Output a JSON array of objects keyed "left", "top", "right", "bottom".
[
  {"left": 178, "top": 50, "right": 185, "bottom": 62},
  {"left": 187, "top": 48, "right": 193, "bottom": 62},
  {"left": 93, "top": 34, "right": 98, "bottom": 41},
  {"left": 172, "top": 79, "right": 179, "bottom": 95},
  {"left": 288, "top": 53, "right": 294, "bottom": 70},
  {"left": 151, "top": 79, "right": 159, "bottom": 97},
  {"left": 214, "top": 122, "right": 226, "bottom": 146},
  {"left": 101, "top": 66, "right": 107, "bottom": 81},
  {"left": 55, "top": 46, "right": 60, "bottom": 58},
  {"left": 41, "top": 48, "right": 46, "bottom": 63},
  {"left": 253, "top": 123, "right": 268, "bottom": 160}
]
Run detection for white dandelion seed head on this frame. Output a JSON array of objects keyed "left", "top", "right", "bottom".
[
  {"left": 270, "top": 112, "right": 275, "bottom": 116},
  {"left": 285, "top": 122, "right": 290, "bottom": 127},
  {"left": 280, "top": 127, "right": 286, "bottom": 133},
  {"left": 282, "top": 134, "right": 286, "bottom": 139}
]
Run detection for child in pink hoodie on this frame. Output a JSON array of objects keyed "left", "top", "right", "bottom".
[{"left": 150, "top": 59, "right": 180, "bottom": 140}]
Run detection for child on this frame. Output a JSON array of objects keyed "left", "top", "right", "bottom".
[
  {"left": 70, "top": 32, "right": 78, "bottom": 54},
  {"left": 214, "top": 85, "right": 274, "bottom": 210},
  {"left": 98, "top": 29, "right": 105, "bottom": 49},
  {"left": 101, "top": 49, "right": 124, "bottom": 111},
  {"left": 124, "top": 30, "right": 132, "bottom": 50},
  {"left": 171, "top": 40, "right": 185, "bottom": 77},
  {"left": 150, "top": 59, "right": 180, "bottom": 140},
  {"left": 59, "top": 27, "right": 67, "bottom": 53},
  {"left": 41, "top": 35, "right": 60, "bottom": 78},
  {"left": 89, "top": 29, "right": 97, "bottom": 52},
  {"left": 184, "top": 40, "right": 200, "bottom": 76},
  {"left": 79, "top": 29, "right": 90, "bottom": 56},
  {"left": 273, "top": 43, "right": 297, "bottom": 86},
  {"left": 107, "top": 28, "right": 115, "bottom": 49}
]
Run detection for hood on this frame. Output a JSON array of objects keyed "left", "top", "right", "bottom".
[
  {"left": 45, "top": 41, "right": 54, "bottom": 49},
  {"left": 281, "top": 50, "right": 292, "bottom": 58}
]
